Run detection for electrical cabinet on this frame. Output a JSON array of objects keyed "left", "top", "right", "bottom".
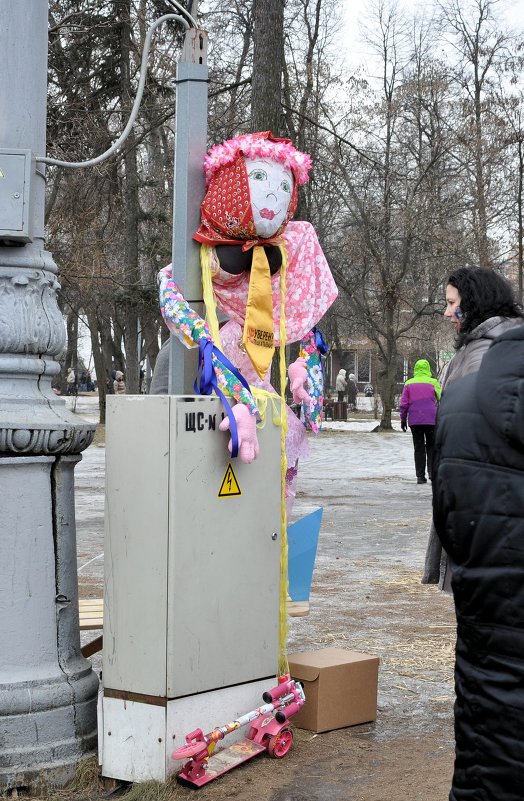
[
  {"left": 0, "top": 149, "right": 33, "bottom": 242},
  {"left": 101, "top": 394, "right": 283, "bottom": 781},
  {"left": 103, "top": 394, "right": 282, "bottom": 700}
]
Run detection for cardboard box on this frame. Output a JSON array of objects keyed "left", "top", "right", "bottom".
[{"left": 288, "top": 648, "right": 379, "bottom": 733}]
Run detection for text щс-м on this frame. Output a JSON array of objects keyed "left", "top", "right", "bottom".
[{"left": 185, "top": 412, "right": 223, "bottom": 432}]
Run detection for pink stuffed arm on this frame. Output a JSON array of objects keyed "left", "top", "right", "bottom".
[
  {"left": 288, "top": 357, "right": 310, "bottom": 404},
  {"left": 219, "top": 403, "right": 260, "bottom": 464}
]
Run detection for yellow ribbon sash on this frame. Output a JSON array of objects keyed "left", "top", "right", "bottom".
[{"left": 243, "top": 245, "right": 275, "bottom": 379}]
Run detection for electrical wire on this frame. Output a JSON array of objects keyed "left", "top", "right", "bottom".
[
  {"left": 37, "top": 13, "right": 190, "bottom": 169},
  {"left": 164, "top": 0, "right": 198, "bottom": 28}
]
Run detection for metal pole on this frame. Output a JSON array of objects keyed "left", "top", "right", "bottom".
[
  {"left": 168, "top": 28, "right": 208, "bottom": 394},
  {"left": 0, "top": 1, "right": 98, "bottom": 790}
]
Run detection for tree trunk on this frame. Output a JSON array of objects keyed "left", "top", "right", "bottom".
[
  {"left": 251, "top": 0, "right": 286, "bottom": 391},
  {"left": 112, "top": 314, "right": 126, "bottom": 372},
  {"left": 251, "top": 0, "right": 285, "bottom": 135},
  {"left": 379, "top": 303, "right": 397, "bottom": 429},
  {"left": 65, "top": 309, "right": 78, "bottom": 371},
  {"left": 142, "top": 316, "right": 161, "bottom": 373},
  {"left": 100, "top": 309, "right": 114, "bottom": 386},
  {"left": 87, "top": 309, "right": 108, "bottom": 425},
  {"left": 474, "top": 82, "right": 491, "bottom": 268},
  {"left": 378, "top": 349, "right": 397, "bottom": 431}
]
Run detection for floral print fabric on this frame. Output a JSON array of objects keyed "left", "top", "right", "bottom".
[
  {"left": 209, "top": 221, "right": 338, "bottom": 345},
  {"left": 158, "top": 268, "right": 258, "bottom": 416},
  {"left": 299, "top": 329, "right": 325, "bottom": 434}
]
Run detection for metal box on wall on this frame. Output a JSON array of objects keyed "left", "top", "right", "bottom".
[
  {"left": 103, "top": 394, "right": 282, "bottom": 700},
  {"left": 0, "top": 149, "right": 33, "bottom": 242}
]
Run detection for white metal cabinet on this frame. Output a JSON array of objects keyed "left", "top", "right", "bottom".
[{"left": 103, "top": 394, "right": 281, "bottom": 699}]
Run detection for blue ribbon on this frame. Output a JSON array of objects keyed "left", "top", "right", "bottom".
[
  {"left": 194, "top": 339, "right": 252, "bottom": 459},
  {"left": 313, "top": 326, "right": 328, "bottom": 355}
]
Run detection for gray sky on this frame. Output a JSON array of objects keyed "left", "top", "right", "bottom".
[{"left": 342, "top": 0, "right": 524, "bottom": 67}]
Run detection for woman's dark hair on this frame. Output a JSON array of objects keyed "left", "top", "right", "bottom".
[{"left": 448, "top": 267, "right": 523, "bottom": 348}]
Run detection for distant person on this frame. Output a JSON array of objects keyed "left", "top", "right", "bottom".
[
  {"left": 66, "top": 367, "right": 77, "bottom": 396},
  {"left": 150, "top": 340, "right": 169, "bottom": 394},
  {"left": 422, "top": 266, "right": 524, "bottom": 590},
  {"left": 346, "top": 373, "right": 358, "bottom": 410},
  {"left": 79, "top": 371, "right": 88, "bottom": 392},
  {"left": 364, "top": 383, "right": 374, "bottom": 397},
  {"left": 113, "top": 371, "right": 126, "bottom": 395},
  {"left": 399, "top": 359, "right": 441, "bottom": 484},
  {"left": 335, "top": 368, "right": 347, "bottom": 402},
  {"left": 432, "top": 326, "right": 524, "bottom": 801}
]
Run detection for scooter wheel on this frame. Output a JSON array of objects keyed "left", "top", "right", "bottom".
[{"left": 267, "top": 728, "right": 293, "bottom": 758}]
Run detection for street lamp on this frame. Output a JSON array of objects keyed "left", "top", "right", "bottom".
[{"left": 0, "top": 0, "right": 207, "bottom": 790}]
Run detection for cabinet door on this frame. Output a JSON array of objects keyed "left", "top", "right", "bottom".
[
  {"left": 167, "top": 396, "right": 281, "bottom": 697},
  {"left": 104, "top": 395, "right": 170, "bottom": 696}
]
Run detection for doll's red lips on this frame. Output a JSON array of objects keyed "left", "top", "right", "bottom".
[{"left": 260, "top": 208, "right": 275, "bottom": 220}]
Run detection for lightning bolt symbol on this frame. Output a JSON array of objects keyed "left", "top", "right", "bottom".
[{"left": 227, "top": 472, "right": 233, "bottom": 492}]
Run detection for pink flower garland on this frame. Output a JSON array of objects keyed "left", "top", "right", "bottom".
[{"left": 203, "top": 132, "right": 312, "bottom": 187}]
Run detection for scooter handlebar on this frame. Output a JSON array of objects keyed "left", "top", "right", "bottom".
[
  {"left": 275, "top": 700, "right": 302, "bottom": 722},
  {"left": 262, "top": 679, "right": 294, "bottom": 704}
]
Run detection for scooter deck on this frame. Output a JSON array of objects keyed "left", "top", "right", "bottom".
[{"left": 179, "top": 738, "right": 266, "bottom": 787}]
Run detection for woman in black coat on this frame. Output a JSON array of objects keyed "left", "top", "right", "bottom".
[
  {"left": 423, "top": 266, "right": 523, "bottom": 589},
  {"left": 432, "top": 325, "right": 524, "bottom": 801}
]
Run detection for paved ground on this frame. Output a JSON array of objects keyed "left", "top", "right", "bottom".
[{"left": 70, "top": 397, "right": 456, "bottom": 801}]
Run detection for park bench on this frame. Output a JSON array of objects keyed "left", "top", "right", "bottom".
[
  {"left": 78, "top": 598, "right": 103, "bottom": 657},
  {"left": 323, "top": 399, "right": 347, "bottom": 421}
]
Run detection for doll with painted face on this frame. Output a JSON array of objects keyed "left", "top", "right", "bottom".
[
  {"left": 158, "top": 132, "right": 336, "bottom": 481},
  {"left": 193, "top": 132, "right": 337, "bottom": 382}
]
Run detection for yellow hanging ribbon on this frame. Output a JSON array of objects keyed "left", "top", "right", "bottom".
[
  {"left": 201, "top": 243, "right": 289, "bottom": 677},
  {"left": 242, "top": 246, "right": 275, "bottom": 380},
  {"left": 201, "top": 245, "right": 221, "bottom": 344},
  {"left": 277, "top": 246, "right": 289, "bottom": 678}
]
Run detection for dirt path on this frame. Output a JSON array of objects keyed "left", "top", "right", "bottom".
[{"left": 71, "top": 425, "right": 457, "bottom": 801}]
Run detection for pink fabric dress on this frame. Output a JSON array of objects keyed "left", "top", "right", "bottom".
[
  {"left": 209, "top": 221, "right": 338, "bottom": 345},
  {"left": 219, "top": 320, "right": 310, "bottom": 516},
  {"left": 212, "top": 220, "right": 336, "bottom": 515}
]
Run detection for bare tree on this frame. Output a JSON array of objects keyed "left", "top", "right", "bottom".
[
  {"left": 204, "top": 0, "right": 254, "bottom": 139},
  {"left": 45, "top": 0, "right": 524, "bottom": 427},
  {"left": 440, "top": 0, "right": 513, "bottom": 267},
  {"left": 324, "top": 2, "right": 462, "bottom": 427},
  {"left": 46, "top": 0, "right": 182, "bottom": 416}
]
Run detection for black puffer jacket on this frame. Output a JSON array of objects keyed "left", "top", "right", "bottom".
[{"left": 432, "top": 325, "right": 524, "bottom": 801}]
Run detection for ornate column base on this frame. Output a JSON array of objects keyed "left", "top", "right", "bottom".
[
  {"left": 0, "top": 354, "right": 95, "bottom": 455},
  {"left": 0, "top": 456, "right": 99, "bottom": 791}
]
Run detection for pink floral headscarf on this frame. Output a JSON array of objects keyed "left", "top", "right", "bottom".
[{"left": 193, "top": 131, "right": 312, "bottom": 248}]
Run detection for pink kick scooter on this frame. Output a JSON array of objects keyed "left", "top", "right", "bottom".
[{"left": 171, "top": 674, "right": 305, "bottom": 787}]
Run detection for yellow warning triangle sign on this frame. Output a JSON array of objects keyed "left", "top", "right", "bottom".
[{"left": 218, "top": 463, "right": 242, "bottom": 497}]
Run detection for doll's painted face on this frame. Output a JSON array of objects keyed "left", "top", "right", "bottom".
[{"left": 245, "top": 157, "right": 294, "bottom": 238}]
